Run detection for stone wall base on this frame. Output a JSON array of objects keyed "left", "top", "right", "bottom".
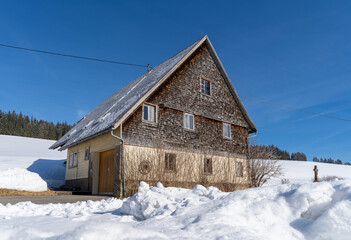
[{"left": 65, "top": 178, "right": 89, "bottom": 192}]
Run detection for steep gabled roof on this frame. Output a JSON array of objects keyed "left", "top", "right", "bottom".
[{"left": 51, "top": 36, "right": 256, "bottom": 150}]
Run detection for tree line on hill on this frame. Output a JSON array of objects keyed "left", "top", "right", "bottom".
[
  {"left": 312, "top": 156, "right": 350, "bottom": 165},
  {"left": 250, "top": 144, "right": 307, "bottom": 161},
  {"left": 0, "top": 110, "right": 72, "bottom": 140},
  {"left": 250, "top": 145, "right": 349, "bottom": 165}
]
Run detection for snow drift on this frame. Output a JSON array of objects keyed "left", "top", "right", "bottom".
[
  {"left": 1, "top": 180, "right": 351, "bottom": 239},
  {"left": 119, "top": 180, "right": 351, "bottom": 239},
  {"left": 0, "top": 135, "right": 66, "bottom": 190},
  {"left": 0, "top": 168, "right": 47, "bottom": 192}
]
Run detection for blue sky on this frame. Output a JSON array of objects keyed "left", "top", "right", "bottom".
[{"left": 1, "top": 0, "right": 351, "bottom": 162}]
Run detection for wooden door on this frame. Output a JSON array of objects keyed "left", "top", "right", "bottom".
[{"left": 99, "top": 149, "right": 115, "bottom": 193}]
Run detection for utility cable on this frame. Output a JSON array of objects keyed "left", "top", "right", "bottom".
[{"left": 0, "top": 42, "right": 149, "bottom": 68}]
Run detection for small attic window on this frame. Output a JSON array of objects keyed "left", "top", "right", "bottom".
[
  {"left": 223, "top": 123, "right": 231, "bottom": 139},
  {"left": 184, "top": 113, "right": 195, "bottom": 130},
  {"left": 201, "top": 78, "right": 211, "bottom": 95},
  {"left": 143, "top": 103, "right": 157, "bottom": 123}
]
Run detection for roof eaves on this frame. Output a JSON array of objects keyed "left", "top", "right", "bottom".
[
  {"left": 49, "top": 139, "right": 68, "bottom": 150},
  {"left": 58, "top": 127, "right": 112, "bottom": 151}
]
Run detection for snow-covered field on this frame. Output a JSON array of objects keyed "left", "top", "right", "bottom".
[
  {"left": 1, "top": 135, "right": 351, "bottom": 239},
  {"left": 269, "top": 160, "right": 351, "bottom": 185},
  {"left": 0, "top": 135, "right": 66, "bottom": 191}
]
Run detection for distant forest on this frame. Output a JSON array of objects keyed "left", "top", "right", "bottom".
[
  {"left": 250, "top": 144, "right": 349, "bottom": 165},
  {"left": 0, "top": 110, "right": 72, "bottom": 140},
  {"left": 250, "top": 144, "right": 306, "bottom": 161}
]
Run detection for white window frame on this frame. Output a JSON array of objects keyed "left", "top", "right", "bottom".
[
  {"left": 200, "top": 78, "right": 211, "bottom": 95},
  {"left": 184, "top": 113, "right": 195, "bottom": 131},
  {"left": 143, "top": 103, "right": 157, "bottom": 123},
  {"left": 223, "top": 123, "right": 232, "bottom": 139}
]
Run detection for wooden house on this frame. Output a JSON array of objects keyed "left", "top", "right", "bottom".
[{"left": 50, "top": 36, "right": 257, "bottom": 197}]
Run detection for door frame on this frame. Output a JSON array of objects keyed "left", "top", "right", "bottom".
[{"left": 98, "top": 149, "right": 115, "bottom": 194}]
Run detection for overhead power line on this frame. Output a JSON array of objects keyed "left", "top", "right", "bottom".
[
  {"left": 0, "top": 42, "right": 149, "bottom": 68},
  {"left": 241, "top": 95, "right": 351, "bottom": 123}
]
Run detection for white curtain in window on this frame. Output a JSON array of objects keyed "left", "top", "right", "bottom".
[
  {"left": 184, "top": 114, "right": 194, "bottom": 130},
  {"left": 148, "top": 105, "right": 155, "bottom": 122},
  {"left": 223, "top": 124, "right": 231, "bottom": 138}
]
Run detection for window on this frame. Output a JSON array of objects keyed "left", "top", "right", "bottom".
[
  {"left": 143, "top": 104, "right": 156, "bottom": 122},
  {"left": 236, "top": 162, "right": 243, "bottom": 177},
  {"left": 84, "top": 146, "right": 90, "bottom": 160},
  {"left": 201, "top": 78, "right": 211, "bottom": 95},
  {"left": 223, "top": 123, "right": 231, "bottom": 139},
  {"left": 184, "top": 113, "right": 195, "bottom": 130},
  {"left": 69, "top": 151, "right": 78, "bottom": 168},
  {"left": 69, "top": 153, "right": 74, "bottom": 168},
  {"left": 204, "top": 158, "right": 213, "bottom": 174},
  {"left": 165, "top": 153, "right": 176, "bottom": 172}
]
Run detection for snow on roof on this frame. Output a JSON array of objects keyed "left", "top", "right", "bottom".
[{"left": 50, "top": 38, "right": 202, "bottom": 150}]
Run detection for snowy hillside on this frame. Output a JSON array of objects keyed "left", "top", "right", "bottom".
[
  {"left": 269, "top": 160, "right": 351, "bottom": 185},
  {"left": 0, "top": 135, "right": 66, "bottom": 191},
  {"left": 1, "top": 180, "right": 351, "bottom": 239}
]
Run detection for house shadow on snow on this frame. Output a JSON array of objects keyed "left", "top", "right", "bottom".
[{"left": 27, "top": 159, "right": 66, "bottom": 189}]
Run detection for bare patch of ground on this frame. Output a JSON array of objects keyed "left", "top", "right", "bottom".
[{"left": 0, "top": 189, "right": 57, "bottom": 196}]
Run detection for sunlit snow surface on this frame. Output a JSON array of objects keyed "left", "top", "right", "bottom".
[
  {"left": 268, "top": 160, "right": 351, "bottom": 185},
  {"left": 1, "top": 181, "right": 351, "bottom": 240},
  {"left": 0, "top": 135, "right": 66, "bottom": 191}
]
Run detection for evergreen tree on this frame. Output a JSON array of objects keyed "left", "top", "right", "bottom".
[
  {"left": 291, "top": 152, "right": 307, "bottom": 161},
  {"left": 0, "top": 110, "right": 72, "bottom": 140}
]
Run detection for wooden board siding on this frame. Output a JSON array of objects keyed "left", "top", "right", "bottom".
[
  {"left": 65, "top": 127, "right": 121, "bottom": 181},
  {"left": 98, "top": 149, "right": 115, "bottom": 193},
  {"left": 124, "top": 145, "right": 249, "bottom": 197},
  {"left": 122, "top": 45, "right": 249, "bottom": 157}
]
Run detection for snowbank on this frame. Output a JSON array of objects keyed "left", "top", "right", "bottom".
[
  {"left": 0, "top": 135, "right": 67, "bottom": 190},
  {"left": 118, "top": 180, "right": 351, "bottom": 239},
  {"left": 0, "top": 168, "right": 47, "bottom": 192},
  {"left": 120, "top": 182, "right": 223, "bottom": 220},
  {"left": 1, "top": 181, "right": 350, "bottom": 239},
  {"left": 0, "top": 180, "right": 351, "bottom": 240}
]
